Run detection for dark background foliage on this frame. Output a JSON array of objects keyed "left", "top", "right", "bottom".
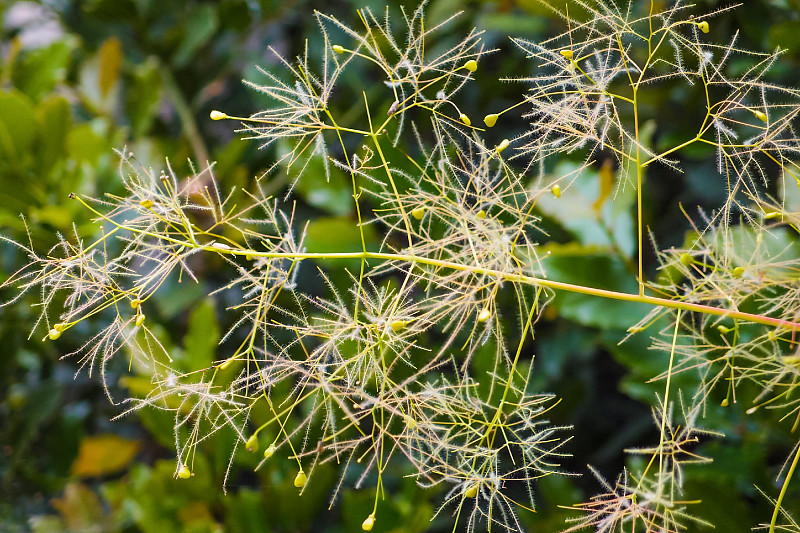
[{"left": 1, "top": 0, "right": 800, "bottom": 531}]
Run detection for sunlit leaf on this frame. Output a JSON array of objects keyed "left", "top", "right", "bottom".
[{"left": 71, "top": 434, "right": 140, "bottom": 477}]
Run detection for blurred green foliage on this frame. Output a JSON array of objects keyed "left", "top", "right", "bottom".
[{"left": 1, "top": 0, "right": 800, "bottom": 531}]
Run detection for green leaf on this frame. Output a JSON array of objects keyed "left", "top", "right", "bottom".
[
  {"left": 293, "top": 159, "right": 353, "bottom": 216},
  {"left": 537, "top": 160, "right": 636, "bottom": 257},
  {"left": 29, "top": 205, "right": 74, "bottom": 230},
  {"left": 223, "top": 489, "right": 272, "bottom": 533},
  {"left": 0, "top": 89, "right": 37, "bottom": 164},
  {"left": 13, "top": 39, "right": 76, "bottom": 102},
  {"left": 182, "top": 298, "right": 220, "bottom": 370},
  {"left": 30, "top": 515, "right": 67, "bottom": 533},
  {"left": 304, "top": 216, "right": 376, "bottom": 267},
  {"left": 769, "top": 21, "right": 800, "bottom": 52},
  {"left": 543, "top": 243, "right": 648, "bottom": 330},
  {"left": 66, "top": 123, "right": 108, "bottom": 164},
  {"left": 477, "top": 12, "right": 547, "bottom": 36},
  {"left": 173, "top": 5, "right": 219, "bottom": 67},
  {"left": 126, "top": 57, "right": 163, "bottom": 137},
  {"left": 780, "top": 167, "right": 800, "bottom": 213},
  {"left": 36, "top": 95, "right": 71, "bottom": 175}
]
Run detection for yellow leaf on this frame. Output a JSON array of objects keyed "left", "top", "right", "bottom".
[
  {"left": 51, "top": 482, "right": 105, "bottom": 531},
  {"left": 71, "top": 434, "right": 140, "bottom": 477},
  {"left": 592, "top": 158, "right": 615, "bottom": 212},
  {"left": 98, "top": 37, "right": 122, "bottom": 97}
]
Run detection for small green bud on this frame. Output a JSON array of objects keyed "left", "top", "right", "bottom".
[
  {"left": 721, "top": 398, "right": 729, "bottom": 407},
  {"left": 496, "top": 139, "right": 509, "bottom": 153},
  {"left": 483, "top": 113, "right": 498, "bottom": 128},
  {"left": 464, "top": 483, "right": 479, "bottom": 498},
  {"left": 332, "top": 44, "right": 345, "bottom": 54},
  {"left": 245, "top": 254, "right": 254, "bottom": 261},
  {"left": 697, "top": 21, "right": 709, "bottom": 33},
  {"left": 679, "top": 253, "right": 694, "bottom": 266},
  {"left": 717, "top": 325, "right": 732, "bottom": 334},
  {"left": 48, "top": 328, "right": 62, "bottom": 340},
  {"left": 783, "top": 355, "right": 800, "bottom": 365},
  {"left": 135, "top": 313, "right": 146, "bottom": 327},
  {"left": 130, "top": 298, "right": 141, "bottom": 309},
  {"left": 390, "top": 320, "right": 407, "bottom": 332},
  {"left": 294, "top": 470, "right": 307, "bottom": 488},
  {"left": 764, "top": 211, "right": 781, "bottom": 220},
  {"left": 477, "top": 308, "right": 491, "bottom": 323},
  {"left": 753, "top": 110, "right": 768, "bottom": 122},
  {"left": 245, "top": 434, "right": 259, "bottom": 452},
  {"left": 560, "top": 49, "right": 574, "bottom": 60},
  {"left": 263, "top": 444, "right": 276, "bottom": 459},
  {"left": 53, "top": 323, "right": 66, "bottom": 332},
  {"left": 459, "top": 113, "right": 471, "bottom": 126},
  {"left": 551, "top": 184, "right": 561, "bottom": 198},
  {"left": 362, "top": 514, "right": 376, "bottom": 531},
  {"left": 411, "top": 206, "right": 425, "bottom": 220},
  {"left": 476, "top": 209, "right": 486, "bottom": 219},
  {"left": 178, "top": 464, "right": 191, "bottom": 479},
  {"left": 732, "top": 266, "right": 745, "bottom": 278},
  {"left": 464, "top": 60, "right": 478, "bottom": 72},
  {"left": 139, "top": 199, "right": 154, "bottom": 209},
  {"left": 210, "top": 110, "right": 227, "bottom": 120}
]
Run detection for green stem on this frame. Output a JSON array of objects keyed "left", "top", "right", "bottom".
[
  {"left": 199, "top": 247, "right": 800, "bottom": 331},
  {"left": 770, "top": 440, "right": 800, "bottom": 533},
  {"left": 63, "top": 196, "right": 800, "bottom": 332}
]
